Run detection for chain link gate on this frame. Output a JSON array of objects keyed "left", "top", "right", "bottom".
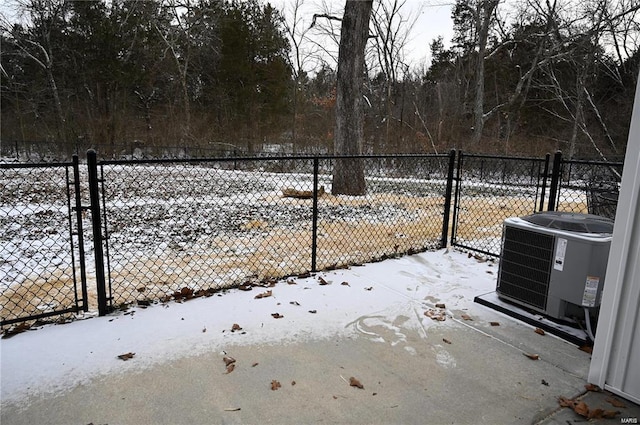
[{"left": 1, "top": 156, "right": 89, "bottom": 327}]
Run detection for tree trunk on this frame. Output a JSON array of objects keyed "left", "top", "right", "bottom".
[
  {"left": 471, "top": 0, "right": 499, "bottom": 144},
  {"left": 332, "top": 0, "right": 372, "bottom": 196}
]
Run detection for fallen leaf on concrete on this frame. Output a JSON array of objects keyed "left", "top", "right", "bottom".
[
  {"left": 223, "top": 356, "right": 236, "bottom": 366},
  {"left": 524, "top": 353, "right": 539, "bottom": 360},
  {"left": 490, "top": 322, "right": 500, "bottom": 326},
  {"left": 461, "top": 314, "right": 473, "bottom": 321},
  {"left": 541, "top": 379, "right": 549, "bottom": 386},
  {"left": 271, "top": 380, "right": 282, "bottom": 390},
  {"left": 231, "top": 323, "right": 243, "bottom": 332},
  {"left": 585, "top": 383, "right": 601, "bottom": 392},
  {"left": 224, "top": 408, "right": 241, "bottom": 412},
  {"left": 225, "top": 363, "right": 235, "bottom": 374},
  {"left": 117, "top": 352, "right": 135, "bottom": 361},
  {"left": 557, "top": 395, "right": 618, "bottom": 420},
  {"left": 202, "top": 327, "right": 207, "bottom": 333},
  {"left": 271, "top": 313, "right": 284, "bottom": 319},
  {"left": 333, "top": 396, "right": 338, "bottom": 400},
  {"left": 308, "top": 310, "right": 317, "bottom": 314},
  {"left": 291, "top": 381, "right": 296, "bottom": 386},
  {"left": 435, "top": 303, "right": 446, "bottom": 309},
  {"left": 289, "top": 301, "right": 300, "bottom": 306},
  {"left": 349, "top": 377, "right": 364, "bottom": 389},
  {"left": 574, "top": 401, "right": 590, "bottom": 417},
  {"left": 424, "top": 309, "right": 446, "bottom": 321},
  {"left": 364, "top": 287, "right": 373, "bottom": 291},
  {"left": 252, "top": 362, "right": 259, "bottom": 367},
  {"left": 443, "top": 338, "right": 452, "bottom": 344},
  {"left": 589, "top": 409, "right": 619, "bottom": 419},
  {"left": 606, "top": 397, "right": 626, "bottom": 408},
  {"left": 535, "top": 328, "right": 545, "bottom": 335},
  {"left": 579, "top": 345, "right": 593, "bottom": 354},
  {"left": 318, "top": 277, "right": 330, "bottom": 285},
  {"left": 254, "top": 290, "right": 272, "bottom": 299},
  {"left": 341, "top": 282, "right": 350, "bottom": 286}
]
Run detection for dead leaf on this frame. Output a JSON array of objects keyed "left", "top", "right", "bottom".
[
  {"left": 585, "top": 383, "right": 601, "bottom": 392},
  {"left": 574, "top": 401, "right": 590, "bottom": 418},
  {"left": 202, "top": 327, "right": 207, "bottom": 333},
  {"left": 231, "top": 323, "right": 243, "bottom": 332},
  {"left": 524, "top": 353, "right": 539, "bottom": 360},
  {"left": 461, "top": 314, "right": 473, "bottom": 321},
  {"left": 541, "top": 379, "right": 549, "bottom": 386},
  {"left": 117, "top": 352, "right": 135, "bottom": 361},
  {"left": 225, "top": 363, "right": 235, "bottom": 374},
  {"left": 289, "top": 301, "right": 300, "bottom": 306},
  {"left": 349, "top": 377, "right": 364, "bottom": 389},
  {"left": 254, "top": 290, "right": 272, "bottom": 299},
  {"left": 224, "top": 408, "right": 241, "bottom": 412},
  {"left": 579, "top": 345, "right": 593, "bottom": 354},
  {"left": 318, "top": 277, "right": 330, "bottom": 285},
  {"left": 291, "top": 381, "right": 296, "bottom": 386},
  {"left": 534, "top": 328, "right": 545, "bottom": 336},
  {"left": 435, "top": 303, "right": 446, "bottom": 309},
  {"left": 271, "top": 380, "right": 282, "bottom": 390},
  {"left": 252, "top": 362, "right": 259, "bottom": 367},
  {"left": 223, "top": 356, "right": 236, "bottom": 366},
  {"left": 287, "top": 279, "right": 297, "bottom": 285},
  {"left": 308, "top": 310, "right": 317, "bottom": 314},
  {"left": 558, "top": 396, "right": 575, "bottom": 408},
  {"left": 364, "top": 287, "right": 373, "bottom": 291},
  {"left": 341, "top": 282, "right": 350, "bottom": 286},
  {"left": 606, "top": 397, "right": 626, "bottom": 408},
  {"left": 443, "top": 338, "right": 452, "bottom": 344},
  {"left": 424, "top": 309, "right": 446, "bottom": 321},
  {"left": 238, "top": 284, "right": 252, "bottom": 291},
  {"left": 271, "top": 313, "right": 284, "bottom": 319},
  {"left": 490, "top": 322, "right": 500, "bottom": 326}
]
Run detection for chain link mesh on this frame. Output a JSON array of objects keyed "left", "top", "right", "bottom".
[
  {"left": 555, "top": 160, "right": 623, "bottom": 219},
  {"left": 452, "top": 154, "right": 547, "bottom": 256},
  {"left": 1, "top": 163, "right": 85, "bottom": 326},
  {"left": 97, "top": 155, "right": 451, "bottom": 308}
]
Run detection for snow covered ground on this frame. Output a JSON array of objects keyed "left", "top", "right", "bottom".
[{"left": 0, "top": 247, "right": 498, "bottom": 407}]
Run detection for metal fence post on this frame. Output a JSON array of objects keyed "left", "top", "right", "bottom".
[
  {"left": 450, "top": 151, "right": 464, "bottom": 246},
  {"left": 87, "top": 150, "right": 109, "bottom": 316},
  {"left": 441, "top": 149, "right": 456, "bottom": 248},
  {"left": 311, "top": 157, "right": 319, "bottom": 272},
  {"left": 538, "top": 153, "right": 551, "bottom": 212},
  {"left": 547, "top": 151, "right": 563, "bottom": 211},
  {"left": 72, "top": 155, "right": 89, "bottom": 312}
]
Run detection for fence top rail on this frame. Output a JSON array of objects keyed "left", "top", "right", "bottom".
[
  {"left": 0, "top": 160, "right": 73, "bottom": 169},
  {"left": 460, "top": 152, "right": 548, "bottom": 162},
  {"left": 562, "top": 158, "right": 624, "bottom": 167},
  {"left": 96, "top": 152, "right": 451, "bottom": 166}
]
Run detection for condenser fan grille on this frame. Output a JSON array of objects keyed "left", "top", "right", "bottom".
[{"left": 498, "top": 226, "right": 554, "bottom": 310}]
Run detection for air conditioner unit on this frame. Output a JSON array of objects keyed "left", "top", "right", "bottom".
[{"left": 496, "top": 212, "right": 613, "bottom": 321}]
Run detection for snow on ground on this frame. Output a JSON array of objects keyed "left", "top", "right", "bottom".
[{"left": 0, "top": 248, "right": 497, "bottom": 407}]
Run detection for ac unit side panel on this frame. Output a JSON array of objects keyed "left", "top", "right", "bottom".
[{"left": 497, "top": 225, "right": 554, "bottom": 311}]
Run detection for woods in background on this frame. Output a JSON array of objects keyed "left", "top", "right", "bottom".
[{"left": 1, "top": 0, "right": 638, "bottom": 160}]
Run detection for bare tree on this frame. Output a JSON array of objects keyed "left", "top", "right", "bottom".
[
  {"left": 332, "top": 0, "right": 373, "bottom": 196},
  {"left": 2, "top": 0, "right": 68, "bottom": 145}
]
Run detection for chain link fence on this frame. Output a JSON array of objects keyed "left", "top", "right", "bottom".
[
  {"left": 555, "top": 159, "right": 623, "bottom": 219},
  {"left": 451, "top": 153, "right": 549, "bottom": 256},
  {"left": 95, "top": 154, "right": 453, "bottom": 309},
  {"left": 0, "top": 160, "right": 88, "bottom": 326},
  {"left": 2, "top": 149, "right": 624, "bottom": 325}
]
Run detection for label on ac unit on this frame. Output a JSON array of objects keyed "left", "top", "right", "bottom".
[
  {"left": 554, "top": 238, "right": 568, "bottom": 271},
  {"left": 582, "top": 276, "right": 600, "bottom": 307}
]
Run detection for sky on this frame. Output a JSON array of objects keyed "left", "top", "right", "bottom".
[{"left": 273, "top": 0, "right": 456, "bottom": 71}]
